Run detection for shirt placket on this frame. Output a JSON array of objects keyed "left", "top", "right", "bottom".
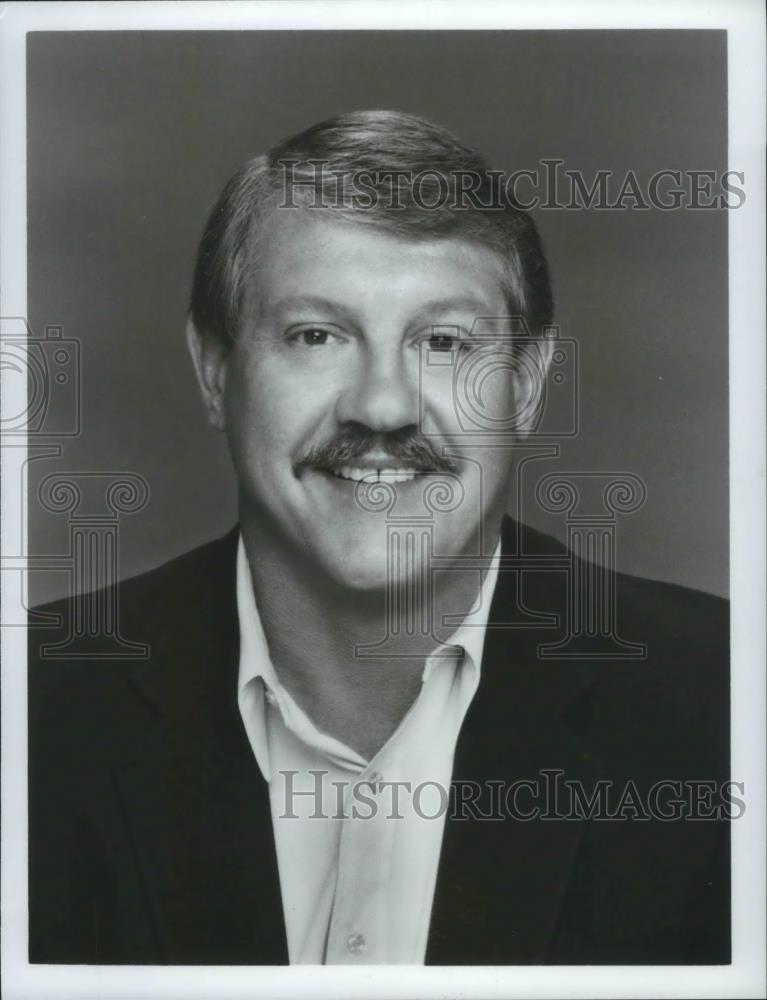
[{"left": 324, "top": 767, "right": 396, "bottom": 963}]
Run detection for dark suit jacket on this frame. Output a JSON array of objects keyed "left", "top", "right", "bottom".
[{"left": 28, "top": 517, "right": 730, "bottom": 964}]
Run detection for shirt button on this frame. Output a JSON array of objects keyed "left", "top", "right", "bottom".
[
  {"left": 367, "top": 770, "right": 383, "bottom": 788},
  {"left": 347, "top": 932, "right": 366, "bottom": 955}
]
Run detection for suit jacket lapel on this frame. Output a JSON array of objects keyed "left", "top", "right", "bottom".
[
  {"left": 117, "top": 529, "right": 288, "bottom": 964},
  {"left": 427, "top": 525, "right": 603, "bottom": 964}
]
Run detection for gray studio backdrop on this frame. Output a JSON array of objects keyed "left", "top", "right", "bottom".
[{"left": 26, "top": 30, "right": 728, "bottom": 604}]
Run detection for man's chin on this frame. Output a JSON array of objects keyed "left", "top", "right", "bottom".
[
  {"left": 310, "top": 537, "right": 428, "bottom": 594},
  {"left": 318, "top": 550, "right": 393, "bottom": 593}
]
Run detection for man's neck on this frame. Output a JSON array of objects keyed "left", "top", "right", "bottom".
[{"left": 239, "top": 512, "right": 502, "bottom": 760}]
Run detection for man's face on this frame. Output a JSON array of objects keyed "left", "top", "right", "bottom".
[{"left": 193, "top": 210, "right": 544, "bottom": 591}]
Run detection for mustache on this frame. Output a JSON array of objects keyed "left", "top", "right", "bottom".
[{"left": 299, "top": 427, "right": 459, "bottom": 474}]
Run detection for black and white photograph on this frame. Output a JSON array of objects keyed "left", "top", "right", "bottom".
[{"left": 1, "top": 2, "right": 764, "bottom": 999}]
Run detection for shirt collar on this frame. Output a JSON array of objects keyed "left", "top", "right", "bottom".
[
  {"left": 236, "top": 533, "right": 502, "bottom": 770},
  {"left": 421, "top": 542, "right": 501, "bottom": 683},
  {"left": 236, "top": 537, "right": 280, "bottom": 695}
]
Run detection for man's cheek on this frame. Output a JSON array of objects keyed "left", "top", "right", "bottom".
[{"left": 421, "top": 387, "right": 462, "bottom": 434}]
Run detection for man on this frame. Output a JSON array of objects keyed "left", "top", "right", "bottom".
[{"left": 28, "top": 110, "right": 730, "bottom": 965}]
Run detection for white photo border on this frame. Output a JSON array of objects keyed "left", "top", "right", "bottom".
[{"left": 1, "top": 2, "right": 764, "bottom": 998}]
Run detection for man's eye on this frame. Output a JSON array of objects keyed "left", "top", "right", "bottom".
[
  {"left": 290, "top": 328, "right": 339, "bottom": 347},
  {"left": 426, "top": 333, "right": 470, "bottom": 353}
]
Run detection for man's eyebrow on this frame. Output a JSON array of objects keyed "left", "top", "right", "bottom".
[
  {"left": 409, "top": 296, "right": 502, "bottom": 328},
  {"left": 417, "top": 296, "right": 496, "bottom": 314},
  {"left": 263, "top": 293, "right": 501, "bottom": 327},
  {"left": 267, "top": 295, "right": 360, "bottom": 323}
]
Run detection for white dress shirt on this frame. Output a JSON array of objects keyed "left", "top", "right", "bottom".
[{"left": 236, "top": 537, "right": 501, "bottom": 964}]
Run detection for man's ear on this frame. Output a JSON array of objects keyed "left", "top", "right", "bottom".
[
  {"left": 509, "top": 334, "right": 555, "bottom": 439},
  {"left": 186, "top": 316, "right": 229, "bottom": 431}
]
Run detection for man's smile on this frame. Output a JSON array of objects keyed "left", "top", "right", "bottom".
[
  {"left": 329, "top": 466, "right": 421, "bottom": 484},
  {"left": 305, "top": 449, "right": 435, "bottom": 485}
]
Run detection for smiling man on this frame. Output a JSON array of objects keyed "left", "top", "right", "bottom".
[{"left": 28, "top": 111, "right": 730, "bottom": 966}]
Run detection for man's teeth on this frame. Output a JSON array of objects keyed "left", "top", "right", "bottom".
[{"left": 331, "top": 466, "right": 418, "bottom": 484}]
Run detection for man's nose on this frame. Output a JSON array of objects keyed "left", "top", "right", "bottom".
[{"left": 335, "top": 347, "right": 419, "bottom": 432}]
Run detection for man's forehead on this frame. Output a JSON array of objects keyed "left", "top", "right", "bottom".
[{"left": 246, "top": 207, "right": 510, "bottom": 313}]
